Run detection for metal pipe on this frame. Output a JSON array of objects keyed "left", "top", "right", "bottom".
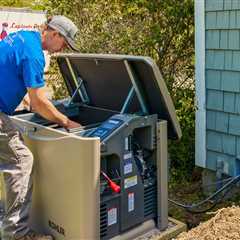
[
  {"left": 124, "top": 60, "right": 148, "bottom": 115},
  {"left": 66, "top": 58, "right": 87, "bottom": 103},
  {"left": 120, "top": 86, "right": 135, "bottom": 114},
  {"left": 156, "top": 120, "right": 168, "bottom": 230}
]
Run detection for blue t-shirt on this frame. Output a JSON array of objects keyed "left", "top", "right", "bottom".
[{"left": 0, "top": 30, "right": 45, "bottom": 115}]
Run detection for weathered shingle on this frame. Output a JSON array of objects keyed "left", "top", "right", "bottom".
[
  {"left": 229, "top": 114, "right": 240, "bottom": 135},
  {"left": 207, "top": 90, "right": 224, "bottom": 110},
  {"left": 206, "top": 30, "right": 220, "bottom": 49},
  {"left": 222, "top": 134, "right": 236, "bottom": 155},
  {"left": 215, "top": 51, "right": 225, "bottom": 69},
  {"left": 236, "top": 137, "right": 240, "bottom": 158},
  {"left": 220, "top": 30, "right": 228, "bottom": 49},
  {"left": 224, "top": 92, "right": 235, "bottom": 113},
  {"left": 205, "top": 50, "right": 225, "bottom": 69},
  {"left": 216, "top": 11, "right": 229, "bottom": 29},
  {"left": 216, "top": 111, "right": 229, "bottom": 132},
  {"left": 207, "top": 110, "right": 216, "bottom": 130},
  {"left": 224, "top": 0, "right": 232, "bottom": 11},
  {"left": 206, "top": 70, "right": 221, "bottom": 89},
  {"left": 232, "top": 51, "right": 240, "bottom": 71},
  {"left": 224, "top": 51, "right": 232, "bottom": 70},
  {"left": 207, "top": 131, "right": 222, "bottom": 152},
  {"left": 236, "top": 10, "right": 240, "bottom": 28},
  {"left": 231, "top": 0, "right": 240, "bottom": 10},
  {"left": 234, "top": 93, "right": 240, "bottom": 113},
  {"left": 206, "top": 0, "right": 224, "bottom": 11},
  {"left": 206, "top": 151, "right": 218, "bottom": 171},
  {"left": 229, "top": 10, "right": 236, "bottom": 28},
  {"left": 228, "top": 30, "right": 240, "bottom": 49},
  {"left": 206, "top": 12, "right": 217, "bottom": 29},
  {"left": 222, "top": 71, "right": 240, "bottom": 92}
]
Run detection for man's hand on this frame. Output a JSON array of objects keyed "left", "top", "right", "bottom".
[
  {"left": 66, "top": 119, "right": 82, "bottom": 130},
  {"left": 27, "top": 87, "right": 82, "bottom": 129}
]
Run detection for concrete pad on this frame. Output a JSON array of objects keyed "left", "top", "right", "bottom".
[{"left": 134, "top": 217, "right": 187, "bottom": 240}]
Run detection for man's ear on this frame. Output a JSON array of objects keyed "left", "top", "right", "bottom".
[{"left": 52, "top": 30, "right": 59, "bottom": 37}]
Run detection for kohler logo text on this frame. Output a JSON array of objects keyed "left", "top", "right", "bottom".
[{"left": 49, "top": 220, "right": 65, "bottom": 236}]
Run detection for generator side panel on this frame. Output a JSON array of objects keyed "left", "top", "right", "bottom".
[{"left": 99, "top": 115, "right": 159, "bottom": 239}]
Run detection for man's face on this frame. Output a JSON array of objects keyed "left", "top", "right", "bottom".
[{"left": 44, "top": 30, "right": 68, "bottom": 53}]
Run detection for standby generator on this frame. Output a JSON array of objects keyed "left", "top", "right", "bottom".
[{"left": 12, "top": 54, "right": 181, "bottom": 240}]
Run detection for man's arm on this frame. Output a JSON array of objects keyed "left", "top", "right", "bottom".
[
  {"left": 27, "top": 87, "right": 81, "bottom": 129},
  {"left": 22, "top": 94, "right": 31, "bottom": 111}
]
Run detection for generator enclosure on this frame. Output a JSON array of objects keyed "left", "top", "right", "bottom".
[{"left": 12, "top": 54, "right": 182, "bottom": 240}]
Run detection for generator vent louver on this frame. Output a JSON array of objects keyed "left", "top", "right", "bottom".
[
  {"left": 144, "top": 184, "right": 157, "bottom": 217},
  {"left": 100, "top": 204, "right": 107, "bottom": 238}
]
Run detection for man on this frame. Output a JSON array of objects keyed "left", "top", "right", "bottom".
[{"left": 0, "top": 16, "right": 81, "bottom": 240}]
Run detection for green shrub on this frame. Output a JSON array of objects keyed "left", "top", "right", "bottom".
[
  {"left": 46, "top": 0, "right": 195, "bottom": 182},
  {"left": 169, "top": 89, "right": 195, "bottom": 182}
]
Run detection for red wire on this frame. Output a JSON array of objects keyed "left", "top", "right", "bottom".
[{"left": 101, "top": 171, "right": 121, "bottom": 193}]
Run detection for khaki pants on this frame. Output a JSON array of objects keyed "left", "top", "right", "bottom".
[{"left": 0, "top": 112, "right": 33, "bottom": 240}]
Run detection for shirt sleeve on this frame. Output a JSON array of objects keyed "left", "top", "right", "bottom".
[{"left": 22, "top": 58, "right": 45, "bottom": 88}]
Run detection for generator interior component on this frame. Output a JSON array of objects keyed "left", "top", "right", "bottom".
[
  {"left": 12, "top": 54, "right": 182, "bottom": 240},
  {"left": 101, "top": 171, "right": 121, "bottom": 193}
]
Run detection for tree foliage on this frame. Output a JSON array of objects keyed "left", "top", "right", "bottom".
[
  {"left": 45, "top": 0, "right": 195, "bottom": 181},
  {"left": 0, "top": 0, "right": 46, "bottom": 10},
  {"left": 44, "top": 0, "right": 194, "bottom": 90}
]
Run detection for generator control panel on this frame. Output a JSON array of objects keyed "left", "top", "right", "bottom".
[{"left": 87, "top": 118, "right": 124, "bottom": 140}]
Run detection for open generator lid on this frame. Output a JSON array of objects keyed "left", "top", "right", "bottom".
[{"left": 55, "top": 53, "right": 182, "bottom": 140}]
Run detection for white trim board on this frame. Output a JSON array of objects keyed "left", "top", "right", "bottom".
[{"left": 195, "top": 0, "right": 206, "bottom": 168}]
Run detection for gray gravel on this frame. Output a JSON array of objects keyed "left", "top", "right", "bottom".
[{"left": 134, "top": 221, "right": 176, "bottom": 240}]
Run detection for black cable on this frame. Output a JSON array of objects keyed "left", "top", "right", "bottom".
[
  {"left": 169, "top": 174, "right": 240, "bottom": 213},
  {"left": 185, "top": 182, "right": 235, "bottom": 214},
  {"left": 169, "top": 175, "right": 238, "bottom": 208}
]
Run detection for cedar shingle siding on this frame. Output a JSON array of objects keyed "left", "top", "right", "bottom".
[{"left": 205, "top": 0, "right": 240, "bottom": 176}]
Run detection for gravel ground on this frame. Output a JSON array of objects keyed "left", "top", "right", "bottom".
[
  {"left": 134, "top": 221, "right": 176, "bottom": 240},
  {"left": 175, "top": 206, "right": 240, "bottom": 240}
]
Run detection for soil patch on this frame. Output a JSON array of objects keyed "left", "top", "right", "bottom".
[{"left": 176, "top": 206, "right": 240, "bottom": 240}]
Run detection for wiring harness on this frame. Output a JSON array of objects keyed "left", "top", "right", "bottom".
[{"left": 169, "top": 174, "right": 240, "bottom": 214}]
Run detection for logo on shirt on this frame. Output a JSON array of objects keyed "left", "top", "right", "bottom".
[
  {"left": 0, "top": 22, "right": 8, "bottom": 40},
  {"left": 3, "top": 31, "right": 25, "bottom": 47}
]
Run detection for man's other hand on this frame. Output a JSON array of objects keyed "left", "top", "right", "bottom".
[{"left": 66, "top": 119, "right": 82, "bottom": 130}]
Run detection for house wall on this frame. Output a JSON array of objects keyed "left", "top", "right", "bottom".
[{"left": 196, "top": 0, "right": 240, "bottom": 176}]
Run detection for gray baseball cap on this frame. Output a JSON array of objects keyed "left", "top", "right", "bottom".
[{"left": 47, "top": 15, "right": 79, "bottom": 51}]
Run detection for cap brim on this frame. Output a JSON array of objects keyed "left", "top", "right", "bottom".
[
  {"left": 65, "top": 37, "right": 79, "bottom": 52},
  {"left": 47, "top": 23, "right": 79, "bottom": 51}
]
